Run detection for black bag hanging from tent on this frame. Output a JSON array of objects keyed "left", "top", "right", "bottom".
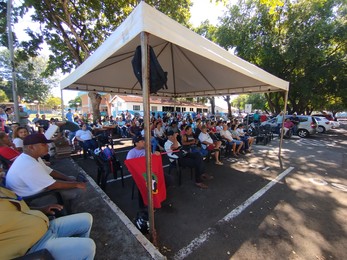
[{"left": 131, "top": 45, "right": 168, "bottom": 94}]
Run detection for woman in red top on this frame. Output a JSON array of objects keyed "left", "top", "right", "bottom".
[{"left": 0, "top": 132, "right": 20, "bottom": 165}]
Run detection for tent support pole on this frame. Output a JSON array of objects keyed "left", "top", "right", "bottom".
[
  {"left": 61, "top": 89, "right": 65, "bottom": 120},
  {"left": 141, "top": 31, "right": 157, "bottom": 245},
  {"left": 278, "top": 90, "right": 289, "bottom": 159}
]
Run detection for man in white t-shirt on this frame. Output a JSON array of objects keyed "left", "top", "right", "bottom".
[
  {"left": 75, "top": 124, "right": 98, "bottom": 156},
  {"left": 220, "top": 124, "right": 243, "bottom": 156},
  {"left": 6, "top": 133, "right": 86, "bottom": 208}
]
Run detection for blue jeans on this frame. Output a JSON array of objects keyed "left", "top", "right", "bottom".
[{"left": 28, "top": 213, "right": 96, "bottom": 260}]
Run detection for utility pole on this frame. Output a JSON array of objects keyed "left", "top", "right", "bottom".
[{"left": 7, "top": 0, "right": 20, "bottom": 123}]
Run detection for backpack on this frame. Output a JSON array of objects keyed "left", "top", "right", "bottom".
[
  {"left": 131, "top": 45, "right": 168, "bottom": 94},
  {"left": 98, "top": 147, "right": 122, "bottom": 178},
  {"left": 99, "top": 147, "right": 114, "bottom": 161}
]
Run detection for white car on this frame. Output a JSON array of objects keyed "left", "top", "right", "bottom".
[
  {"left": 330, "top": 121, "right": 340, "bottom": 128},
  {"left": 314, "top": 116, "right": 332, "bottom": 133}
]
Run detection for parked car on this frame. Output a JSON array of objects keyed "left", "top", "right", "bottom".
[
  {"left": 261, "top": 115, "right": 318, "bottom": 138},
  {"left": 335, "top": 112, "right": 347, "bottom": 121},
  {"left": 313, "top": 116, "right": 332, "bottom": 133},
  {"left": 311, "top": 113, "right": 335, "bottom": 121},
  {"left": 330, "top": 120, "right": 340, "bottom": 128}
]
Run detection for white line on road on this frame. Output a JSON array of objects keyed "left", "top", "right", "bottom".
[{"left": 174, "top": 166, "right": 295, "bottom": 260}]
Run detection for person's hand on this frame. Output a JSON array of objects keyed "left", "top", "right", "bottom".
[
  {"left": 154, "top": 151, "right": 161, "bottom": 156},
  {"left": 41, "top": 204, "right": 64, "bottom": 215}
]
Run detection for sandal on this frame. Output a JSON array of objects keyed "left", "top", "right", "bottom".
[
  {"left": 215, "top": 161, "right": 224, "bottom": 165},
  {"left": 196, "top": 182, "right": 208, "bottom": 189}
]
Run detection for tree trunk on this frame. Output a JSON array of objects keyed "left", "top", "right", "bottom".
[
  {"left": 208, "top": 97, "right": 215, "bottom": 114},
  {"left": 88, "top": 92, "right": 102, "bottom": 121},
  {"left": 223, "top": 95, "right": 232, "bottom": 117}
]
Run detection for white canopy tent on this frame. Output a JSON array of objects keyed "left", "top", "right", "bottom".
[
  {"left": 60, "top": 1, "right": 289, "bottom": 244},
  {"left": 60, "top": 2, "right": 289, "bottom": 96}
]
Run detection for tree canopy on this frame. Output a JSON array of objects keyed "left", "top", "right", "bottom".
[
  {"left": 11, "top": 0, "right": 192, "bottom": 76},
  {"left": 0, "top": 49, "right": 54, "bottom": 103},
  {"left": 216, "top": 0, "right": 347, "bottom": 114}
]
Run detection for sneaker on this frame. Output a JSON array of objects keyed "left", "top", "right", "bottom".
[{"left": 215, "top": 161, "right": 224, "bottom": 165}]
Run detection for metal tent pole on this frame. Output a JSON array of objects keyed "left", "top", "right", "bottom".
[
  {"left": 7, "top": 0, "right": 20, "bottom": 123},
  {"left": 141, "top": 31, "right": 157, "bottom": 245},
  {"left": 278, "top": 90, "right": 289, "bottom": 159}
]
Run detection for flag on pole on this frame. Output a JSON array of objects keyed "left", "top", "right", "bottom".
[{"left": 125, "top": 154, "right": 166, "bottom": 208}]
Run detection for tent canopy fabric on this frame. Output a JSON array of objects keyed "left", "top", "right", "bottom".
[{"left": 60, "top": 2, "right": 289, "bottom": 98}]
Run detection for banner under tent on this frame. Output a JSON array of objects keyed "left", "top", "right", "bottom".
[{"left": 60, "top": 1, "right": 289, "bottom": 245}]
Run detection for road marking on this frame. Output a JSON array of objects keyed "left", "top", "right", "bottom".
[{"left": 174, "top": 166, "right": 295, "bottom": 260}]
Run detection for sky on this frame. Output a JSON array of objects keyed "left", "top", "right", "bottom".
[{"left": 13, "top": 0, "right": 233, "bottom": 107}]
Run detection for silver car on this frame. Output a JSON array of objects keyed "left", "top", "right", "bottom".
[{"left": 261, "top": 115, "right": 318, "bottom": 138}]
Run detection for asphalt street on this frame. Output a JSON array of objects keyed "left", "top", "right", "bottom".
[{"left": 75, "top": 122, "right": 347, "bottom": 259}]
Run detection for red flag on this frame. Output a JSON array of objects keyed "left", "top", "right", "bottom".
[{"left": 125, "top": 154, "right": 166, "bottom": 208}]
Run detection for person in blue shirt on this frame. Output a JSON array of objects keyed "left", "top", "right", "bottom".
[{"left": 66, "top": 109, "right": 73, "bottom": 122}]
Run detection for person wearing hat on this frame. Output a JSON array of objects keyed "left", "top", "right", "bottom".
[
  {"left": 5, "top": 133, "right": 86, "bottom": 207},
  {"left": 126, "top": 135, "right": 163, "bottom": 209},
  {"left": 126, "top": 135, "right": 146, "bottom": 159},
  {"left": 165, "top": 130, "right": 213, "bottom": 189}
]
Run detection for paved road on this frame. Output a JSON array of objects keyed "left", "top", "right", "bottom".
[{"left": 75, "top": 123, "right": 347, "bottom": 259}]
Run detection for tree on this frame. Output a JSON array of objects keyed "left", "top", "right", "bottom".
[
  {"left": 45, "top": 96, "right": 62, "bottom": 110},
  {"left": 222, "top": 95, "right": 232, "bottom": 117},
  {"left": 0, "top": 49, "right": 53, "bottom": 103},
  {"left": 18, "top": 0, "right": 192, "bottom": 76},
  {"left": 88, "top": 92, "right": 102, "bottom": 121},
  {"left": 0, "top": 89, "right": 9, "bottom": 102},
  {"left": 67, "top": 96, "right": 82, "bottom": 110},
  {"left": 9, "top": 0, "right": 192, "bottom": 119},
  {"left": 216, "top": 0, "right": 347, "bottom": 114}
]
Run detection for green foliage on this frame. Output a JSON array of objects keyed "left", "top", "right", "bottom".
[
  {"left": 0, "top": 89, "right": 9, "bottom": 102},
  {"left": 216, "top": 0, "right": 347, "bottom": 114},
  {"left": 0, "top": 1, "right": 43, "bottom": 62},
  {"left": 17, "top": 0, "right": 192, "bottom": 75},
  {"left": 193, "top": 20, "right": 218, "bottom": 41},
  {"left": 45, "top": 96, "right": 62, "bottom": 109},
  {"left": 232, "top": 94, "right": 267, "bottom": 111},
  {"left": 68, "top": 96, "right": 82, "bottom": 110},
  {"left": 0, "top": 49, "right": 54, "bottom": 103}
]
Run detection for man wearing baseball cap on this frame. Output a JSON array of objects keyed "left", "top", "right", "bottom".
[{"left": 6, "top": 133, "right": 86, "bottom": 207}]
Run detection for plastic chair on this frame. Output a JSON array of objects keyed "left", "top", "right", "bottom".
[
  {"left": 166, "top": 155, "right": 194, "bottom": 186},
  {"left": 92, "top": 152, "right": 124, "bottom": 190}
]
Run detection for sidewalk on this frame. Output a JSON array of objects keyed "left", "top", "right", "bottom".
[{"left": 51, "top": 157, "right": 165, "bottom": 260}]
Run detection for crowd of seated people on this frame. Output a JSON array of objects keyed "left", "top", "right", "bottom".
[{"left": 0, "top": 108, "right": 95, "bottom": 259}]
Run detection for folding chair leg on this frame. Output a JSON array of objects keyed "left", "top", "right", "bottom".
[
  {"left": 120, "top": 168, "right": 124, "bottom": 187},
  {"left": 131, "top": 179, "right": 135, "bottom": 200}
]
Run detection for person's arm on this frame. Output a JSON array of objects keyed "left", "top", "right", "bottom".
[
  {"left": 181, "top": 134, "right": 191, "bottom": 146},
  {"left": 31, "top": 204, "right": 64, "bottom": 215},
  {"left": 170, "top": 133, "right": 180, "bottom": 150},
  {"left": 46, "top": 180, "right": 86, "bottom": 191},
  {"left": 50, "top": 170, "right": 76, "bottom": 181}
]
